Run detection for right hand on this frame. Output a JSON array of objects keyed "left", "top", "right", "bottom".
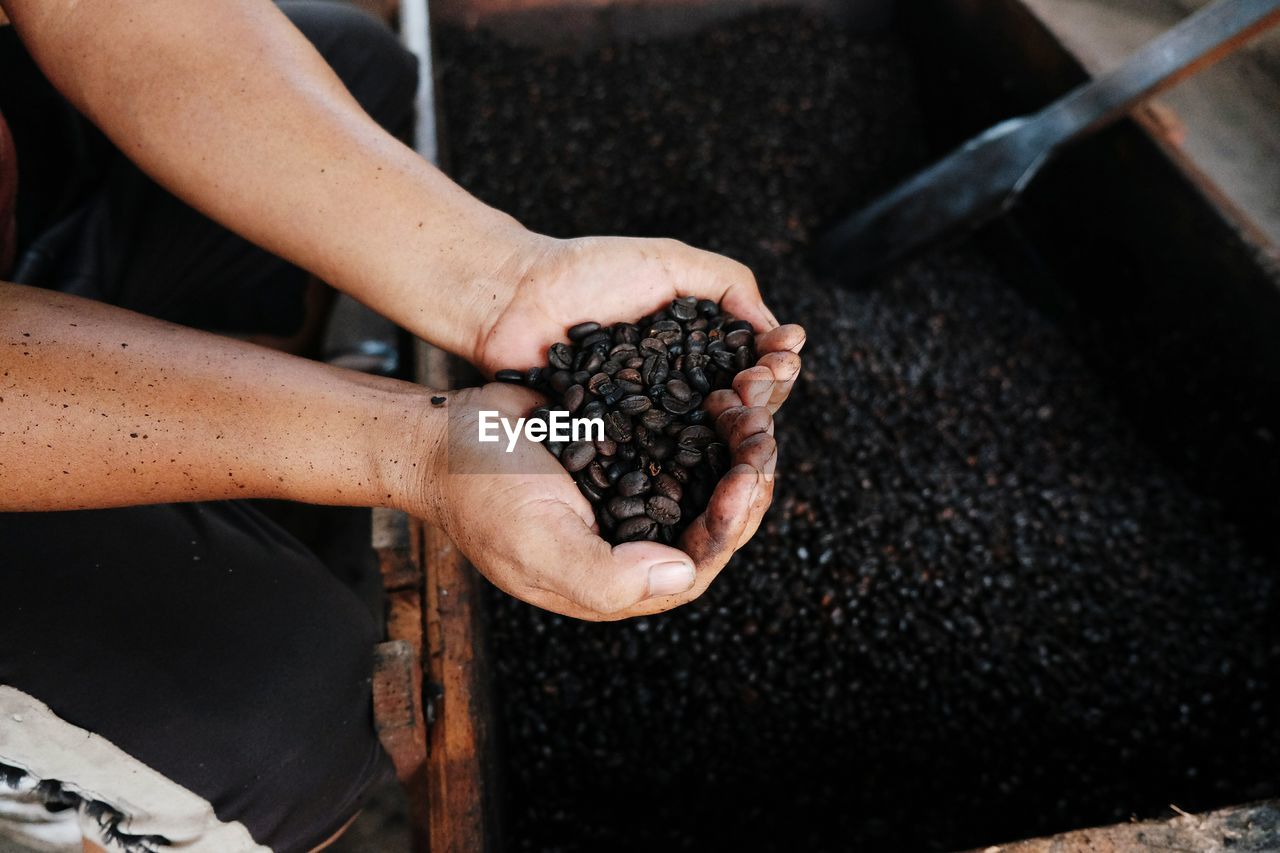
[{"left": 405, "top": 381, "right": 777, "bottom": 621}]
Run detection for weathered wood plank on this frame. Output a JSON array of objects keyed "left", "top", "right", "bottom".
[{"left": 972, "top": 800, "right": 1280, "bottom": 852}]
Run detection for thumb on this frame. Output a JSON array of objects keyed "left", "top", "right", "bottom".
[{"left": 537, "top": 508, "right": 696, "bottom": 617}]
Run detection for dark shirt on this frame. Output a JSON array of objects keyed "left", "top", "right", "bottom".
[{"left": 1, "top": 102, "right": 15, "bottom": 276}]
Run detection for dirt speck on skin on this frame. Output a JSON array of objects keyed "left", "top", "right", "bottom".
[{"left": 441, "top": 10, "right": 1280, "bottom": 852}]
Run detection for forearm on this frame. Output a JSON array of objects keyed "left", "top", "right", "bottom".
[
  {"left": 0, "top": 283, "right": 431, "bottom": 512},
  {"left": 0, "top": 0, "right": 531, "bottom": 359}
]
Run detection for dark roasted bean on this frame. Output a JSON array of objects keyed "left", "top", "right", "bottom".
[
  {"left": 645, "top": 495, "right": 681, "bottom": 525},
  {"left": 642, "top": 355, "right": 669, "bottom": 386},
  {"left": 725, "top": 329, "right": 754, "bottom": 350},
  {"left": 619, "top": 395, "right": 652, "bottom": 415},
  {"left": 580, "top": 331, "right": 612, "bottom": 350},
  {"left": 641, "top": 409, "right": 672, "bottom": 430},
  {"left": 675, "top": 445, "right": 702, "bottom": 467},
  {"left": 671, "top": 297, "right": 698, "bottom": 321},
  {"left": 564, "top": 384, "right": 586, "bottom": 414},
  {"left": 665, "top": 379, "right": 692, "bottom": 401},
  {"left": 679, "top": 425, "right": 717, "bottom": 447},
  {"left": 652, "top": 473, "right": 683, "bottom": 503},
  {"left": 585, "top": 460, "right": 611, "bottom": 490},
  {"left": 640, "top": 337, "right": 667, "bottom": 358},
  {"left": 607, "top": 496, "right": 647, "bottom": 520},
  {"left": 604, "top": 411, "right": 633, "bottom": 443},
  {"left": 548, "top": 343, "right": 574, "bottom": 370},
  {"left": 495, "top": 369, "right": 525, "bottom": 384},
  {"left": 583, "top": 400, "right": 607, "bottom": 421},
  {"left": 562, "top": 441, "right": 596, "bottom": 472},
  {"left": 588, "top": 372, "right": 612, "bottom": 395},
  {"left": 577, "top": 477, "right": 605, "bottom": 503},
  {"left": 616, "top": 515, "right": 658, "bottom": 542},
  {"left": 567, "top": 321, "right": 600, "bottom": 341},
  {"left": 549, "top": 370, "right": 574, "bottom": 393},
  {"left": 595, "top": 437, "right": 618, "bottom": 457},
  {"left": 733, "top": 346, "right": 752, "bottom": 371},
  {"left": 617, "top": 470, "right": 650, "bottom": 497}
]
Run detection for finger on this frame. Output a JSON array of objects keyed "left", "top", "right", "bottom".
[
  {"left": 680, "top": 462, "right": 760, "bottom": 570},
  {"left": 730, "top": 433, "right": 777, "bottom": 549},
  {"left": 666, "top": 241, "right": 779, "bottom": 332},
  {"left": 755, "top": 351, "right": 800, "bottom": 413},
  {"left": 732, "top": 365, "right": 775, "bottom": 410},
  {"left": 527, "top": 506, "right": 697, "bottom": 619},
  {"left": 718, "top": 405, "right": 773, "bottom": 446},
  {"left": 703, "top": 388, "right": 743, "bottom": 420},
  {"left": 755, "top": 323, "right": 806, "bottom": 355}
]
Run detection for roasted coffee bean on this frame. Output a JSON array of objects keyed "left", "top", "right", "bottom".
[
  {"left": 576, "top": 477, "right": 605, "bottom": 503},
  {"left": 495, "top": 369, "right": 525, "bottom": 384},
  {"left": 665, "top": 379, "right": 692, "bottom": 401},
  {"left": 697, "top": 299, "right": 719, "bottom": 317},
  {"left": 641, "top": 409, "right": 672, "bottom": 431},
  {"left": 640, "top": 337, "right": 667, "bottom": 358},
  {"left": 679, "top": 425, "right": 717, "bottom": 447},
  {"left": 588, "top": 372, "right": 612, "bottom": 395},
  {"left": 671, "top": 297, "right": 699, "bottom": 321},
  {"left": 645, "top": 495, "right": 681, "bottom": 525},
  {"left": 619, "top": 395, "right": 652, "bottom": 415},
  {"left": 648, "top": 436, "right": 676, "bottom": 461},
  {"left": 604, "top": 411, "right": 633, "bottom": 443},
  {"left": 496, "top": 299, "right": 755, "bottom": 545},
  {"left": 545, "top": 441, "right": 564, "bottom": 458},
  {"left": 642, "top": 355, "right": 669, "bottom": 386},
  {"left": 607, "top": 496, "right": 646, "bottom": 520},
  {"left": 688, "top": 367, "right": 711, "bottom": 395},
  {"left": 549, "top": 370, "right": 574, "bottom": 393},
  {"left": 733, "top": 346, "right": 752, "bottom": 371},
  {"left": 562, "top": 441, "right": 596, "bottom": 472},
  {"left": 652, "top": 473, "right": 683, "bottom": 503},
  {"left": 617, "top": 470, "right": 650, "bottom": 497},
  {"left": 585, "top": 460, "right": 610, "bottom": 490},
  {"left": 548, "top": 342, "right": 574, "bottom": 370},
  {"left": 616, "top": 515, "right": 658, "bottom": 542},
  {"left": 674, "top": 445, "right": 702, "bottom": 467},
  {"left": 566, "top": 321, "right": 600, "bottom": 341},
  {"left": 580, "top": 330, "right": 612, "bottom": 350},
  {"left": 662, "top": 394, "right": 695, "bottom": 415}
]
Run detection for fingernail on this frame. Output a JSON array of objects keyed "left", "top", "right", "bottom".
[{"left": 648, "top": 561, "right": 696, "bottom": 597}]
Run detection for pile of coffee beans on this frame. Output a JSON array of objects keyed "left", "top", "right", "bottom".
[
  {"left": 441, "top": 10, "right": 1280, "bottom": 853},
  {"left": 495, "top": 299, "right": 755, "bottom": 544}
]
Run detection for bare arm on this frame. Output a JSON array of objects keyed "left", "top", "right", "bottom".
[
  {"left": 0, "top": 0, "right": 532, "bottom": 361},
  {"left": 0, "top": 281, "right": 428, "bottom": 511}
]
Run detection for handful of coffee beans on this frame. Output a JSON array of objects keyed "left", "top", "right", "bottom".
[{"left": 496, "top": 297, "right": 756, "bottom": 544}]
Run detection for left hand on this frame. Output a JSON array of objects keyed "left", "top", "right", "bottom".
[{"left": 471, "top": 235, "right": 805, "bottom": 415}]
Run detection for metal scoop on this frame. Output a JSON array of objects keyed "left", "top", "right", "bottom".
[{"left": 816, "top": 0, "right": 1280, "bottom": 284}]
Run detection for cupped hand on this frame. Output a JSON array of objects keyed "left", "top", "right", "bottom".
[
  {"left": 473, "top": 235, "right": 805, "bottom": 415},
  {"left": 411, "top": 379, "right": 786, "bottom": 620}
]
